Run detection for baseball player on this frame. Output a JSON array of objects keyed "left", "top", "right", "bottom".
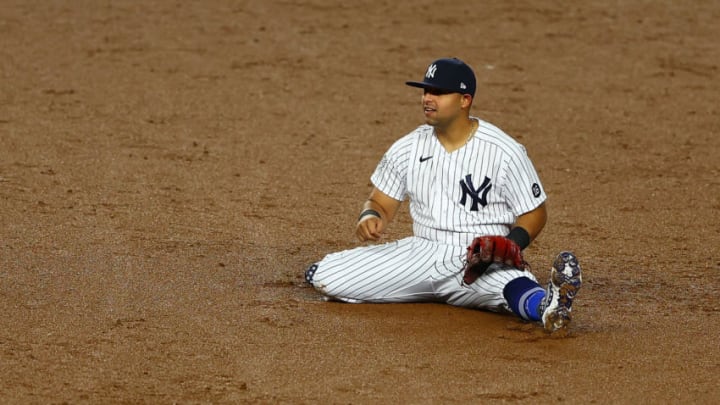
[{"left": 305, "top": 58, "right": 582, "bottom": 333}]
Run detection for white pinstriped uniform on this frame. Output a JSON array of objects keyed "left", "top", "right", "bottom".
[{"left": 310, "top": 117, "right": 547, "bottom": 312}]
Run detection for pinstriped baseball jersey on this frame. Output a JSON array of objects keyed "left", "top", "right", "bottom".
[
  {"left": 308, "top": 117, "right": 545, "bottom": 309},
  {"left": 372, "top": 117, "right": 546, "bottom": 246}
]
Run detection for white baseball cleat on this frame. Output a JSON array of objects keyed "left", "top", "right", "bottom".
[{"left": 541, "top": 251, "right": 582, "bottom": 333}]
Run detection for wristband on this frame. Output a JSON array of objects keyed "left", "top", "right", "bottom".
[
  {"left": 358, "top": 209, "right": 381, "bottom": 222},
  {"left": 506, "top": 226, "right": 531, "bottom": 250}
]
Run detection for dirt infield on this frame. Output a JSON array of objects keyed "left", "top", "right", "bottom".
[{"left": 1, "top": 1, "right": 719, "bottom": 403}]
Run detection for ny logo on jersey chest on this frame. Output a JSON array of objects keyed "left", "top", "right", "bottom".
[{"left": 459, "top": 174, "right": 492, "bottom": 211}]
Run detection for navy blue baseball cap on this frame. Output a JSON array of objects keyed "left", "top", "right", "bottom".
[{"left": 406, "top": 58, "right": 476, "bottom": 97}]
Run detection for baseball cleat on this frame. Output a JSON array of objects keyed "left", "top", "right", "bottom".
[
  {"left": 305, "top": 263, "right": 318, "bottom": 285},
  {"left": 540, "top": 251, "right": 582, "bottom": 333}
]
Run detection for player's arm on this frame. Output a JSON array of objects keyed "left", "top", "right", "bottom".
[
  {"left": 507, "top": 202, "right": 547, "bottom": 250},
  {"left": 356, "top": 187, "right": 401, "bottom": 242}
]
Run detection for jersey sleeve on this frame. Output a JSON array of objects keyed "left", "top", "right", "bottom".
[
  {"left": 369, "top": 136, "right": 413, "bottom": 201},
  {"left": 502, "top": 144, "right": 547, "bottom": 216}
]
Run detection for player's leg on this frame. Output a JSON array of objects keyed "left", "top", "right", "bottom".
[
  {"left": 305, "top": 237, "right": 441, "bottom": 303},
  {"left": 499, "top": 251, "right": 583, "bottom": 332},
  {"left": 439, "top": 252, "right": 582, "bottom": 331},
  {"left": 437, "top": 262, "right": 539, "bottom": 315}
]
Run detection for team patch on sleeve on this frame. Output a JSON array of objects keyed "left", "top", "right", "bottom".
[{"left": 532, "top": 183, "right": 541, "bottom": 198}]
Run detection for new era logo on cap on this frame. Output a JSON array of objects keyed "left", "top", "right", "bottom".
[{"left": 406, "top": 58, "right": 476, "bottom": 97}]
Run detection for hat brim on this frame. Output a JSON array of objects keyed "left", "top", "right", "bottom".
[{"left": 406, "top": 81, "right": 444, "bottom": 90}]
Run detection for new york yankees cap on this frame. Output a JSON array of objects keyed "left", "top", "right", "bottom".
[{"left": 406, "top": 58, "right": 476, "bottom": 97}]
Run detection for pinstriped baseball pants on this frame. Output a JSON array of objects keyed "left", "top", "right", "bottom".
[{"left": 308, "top": 236, "right": 537, "bottom": 312}]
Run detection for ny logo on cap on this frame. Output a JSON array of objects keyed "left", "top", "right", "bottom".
[{"left": 425, "top": 64, "right": 437, "bottom": 79}]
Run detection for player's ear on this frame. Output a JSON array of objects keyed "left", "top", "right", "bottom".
[{"left": 461, "top": 94, "right": 473, "bottom": 109}]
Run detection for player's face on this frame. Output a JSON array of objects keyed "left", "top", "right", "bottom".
[{"left": 421, "top": 88, "right": 465, "bottom": 127}]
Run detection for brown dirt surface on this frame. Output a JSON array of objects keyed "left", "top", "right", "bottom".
[{"left": 1, "top": 1, "right": 719, "bottom": 403}]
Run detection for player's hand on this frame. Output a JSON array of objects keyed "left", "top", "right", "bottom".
[{"left": 356, "top": 216, "right": 384, "bottom": 242}]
